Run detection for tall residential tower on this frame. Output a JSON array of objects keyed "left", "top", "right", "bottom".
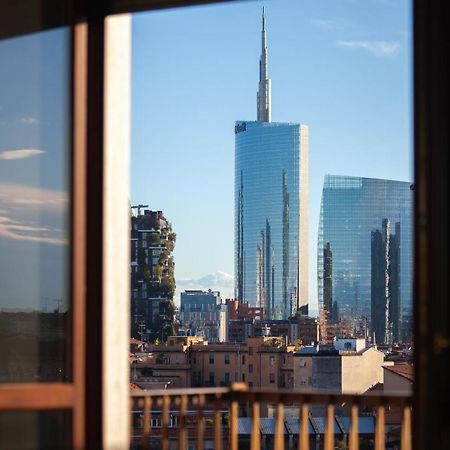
[
  {"left": 235, "top": 9, "right": 309, "bottom": 319},
  {"left": 130, "top": 209, "right": 176, "bottom": 342}
]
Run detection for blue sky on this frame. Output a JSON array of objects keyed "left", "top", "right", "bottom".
[
  {"left": 132, "top": 0, "right": 412, "bottom": 313},
  {"left": 0, "top": 29, "right": 70, "bottom": 311}
]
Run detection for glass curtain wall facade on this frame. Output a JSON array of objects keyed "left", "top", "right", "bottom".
[
  {"left": 317, "top": 175, "right": 413, "bottom": 333},
  {"left": 235, "top": 121, "right": 308, "bottom": 319}
]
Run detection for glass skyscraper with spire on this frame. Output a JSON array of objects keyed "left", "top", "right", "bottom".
[{"left": 234, "top": 9, "right": 309, "bottom": 319}]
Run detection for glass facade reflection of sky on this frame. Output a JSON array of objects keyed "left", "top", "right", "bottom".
[
  {"left": 235, "top": 121, "right": 308, "bottom": 319},
  {"left": 0, "top": 29, "right": 70, "bottom": 382},
  {"left": 318, "top": 175, "right": 413, "bottom": 321}
]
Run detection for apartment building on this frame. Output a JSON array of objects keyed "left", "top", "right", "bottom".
[
  {"left": 179, "top": 290, "right": 228, "bottom": 342},
  {"left": 293, "top": 338, "right": 385, "bottom": 393},
  {"left": 228, "top": 315, "right": 319, "bottom": 346},
  {"left": 131, "top": 336, "right": 295, "bottom": 390},
  {"left": 130, "top": 209, "right": 176, "bottom": 341},
  {"left": 190, "top": 337, "right": 295, "bottom": 389}
]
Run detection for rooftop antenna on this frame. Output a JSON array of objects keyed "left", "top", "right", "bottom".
[
  {"left": 52, "top": 298, "right": 63, "bottom": 313},
  {"left": 257, "top": 7, "right": 272, "bottom": 122}
]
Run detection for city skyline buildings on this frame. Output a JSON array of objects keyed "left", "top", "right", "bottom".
[
  {"left": 318, "top": 175, "right": 413, "bottom": 331},
  {"left": 130, "top": 1, "right": 412, "bottom": 314},
  {"left": 235, "top": 10, "right": 309, "bottom": 318}
]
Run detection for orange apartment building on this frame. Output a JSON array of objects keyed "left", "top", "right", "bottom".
[{"left": 132, "top": 336, "right": 296, "bottom": 390}]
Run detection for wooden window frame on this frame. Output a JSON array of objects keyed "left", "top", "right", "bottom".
[{"left": 1, "top": 1, "right": 450, "bottom": 449}]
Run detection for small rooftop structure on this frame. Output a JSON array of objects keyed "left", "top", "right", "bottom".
[
  {"left": 333, "top": 337, "right": 366, "bottom": 353},
  {"left": 294, "top": 345, "right": 319, "bottom": 356}
]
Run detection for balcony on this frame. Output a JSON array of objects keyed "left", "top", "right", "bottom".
[{"left": 131, "top": 384, "right": 412, "bottom": 450}]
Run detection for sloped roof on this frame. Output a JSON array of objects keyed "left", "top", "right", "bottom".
[
  {"left": 259, "top": 418, "right": 288, "bottom": 435},
  {"left": 238, "top": 416, "right": 376, "bottom": 436},
  {"left": 384, "top": 364, "right": 414, "bottom": 381},
  {"left": 338, "top": 417, "right": 375, "bottom": 434},
  {"left": 237, "top": 418, "right": 253, "bottom": 435},
  {"left": 310, "top": 417, "right": 342, "bottom": 434},
  {"left": 284, "top": 417, "right": 315, "bottom": 435}
]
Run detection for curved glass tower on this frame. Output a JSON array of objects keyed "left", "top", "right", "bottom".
[
  {"left": 234, "top": 9, "right": 309, "bottom": 319},
  {"left": 317, "top": 175, "right": 413, "bottom": 328},
  {"left": 235, "top": 122, "right": 309, "bottom": 318}
]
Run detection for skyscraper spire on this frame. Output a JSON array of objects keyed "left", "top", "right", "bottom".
[{"left": 257, "top": 7, "right": 272, "bottom": 122}]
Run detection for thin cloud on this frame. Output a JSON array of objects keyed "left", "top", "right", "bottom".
[
  {"left": 336, "top": 40, "right": 400, "bottom": 58},
  {"left": 0, "top": 215, "right": 66, "bottom": 245},
  {"left": 0, "top": 149, "right": 45, "bottom": 160},
  {"left": 0, "top": 183, "right": 68, "bottom": 245},
  {"left": 310, "top": 18, "right": 339, "bottom": 31},
  {"left": 20, "top": 117, "right": 38, "bottom": 124}
]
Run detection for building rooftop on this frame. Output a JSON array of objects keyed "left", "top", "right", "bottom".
[
  {"left": 294, "top": 345, "right": 319, "bottom": 355},
  {"left": 383, "top": 363, "right": 414, "bottom": 381}
]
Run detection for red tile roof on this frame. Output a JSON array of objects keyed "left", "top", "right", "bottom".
[{"left": 384, "top": 364, "right": 414, "bottom": 381}]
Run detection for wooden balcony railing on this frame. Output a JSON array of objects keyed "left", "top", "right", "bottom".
[{"left": 131, "top": 384, "right": 412, "bottom": 450}]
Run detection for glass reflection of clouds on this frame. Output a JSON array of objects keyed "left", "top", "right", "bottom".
[{"left": 0, "top": 28, "right": 70, "bottom": 382}]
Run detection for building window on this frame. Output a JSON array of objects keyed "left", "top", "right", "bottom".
[
  {"left": 242, "top": 355, "right": 246, "bottom": 365},
  {"left": 269, "top": 355, "right": 275, "bottom": 367},
  {"left": 209, "top": 354, "right": 214, "bottom": 364},
  {"left": 242, "top": 373, "right": 246, "bottom": 382},
  {"left": 209, "top": 372, "right": 215, "bottom": 385},
  {"left": 151, "top": 419, "right": 161, "bottom": 428},
  {"left": 224, "top": 354, "right": 230, "bottom": 365},
  {"left": 224, "top": 372, "right": 230, "bottom": 384},
  {"left": 249, "top": 364, "right": 253, "bottom": 373},
  {"left": 269, "top": 373, "right": 275, "bottom": 384}
]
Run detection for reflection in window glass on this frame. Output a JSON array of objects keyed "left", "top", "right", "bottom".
[
  {"left": 0, "top": 28, "right": 71, "bottom": 382},
  {"left": 0, "top": 410, "right": 71, "bottom": 449}
]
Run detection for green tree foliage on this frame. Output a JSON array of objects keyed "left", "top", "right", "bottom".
[
  {"left": 154, "top": 264, "right": 163, "bottom": 280},
  {"left": 149, "top": 233, "right": 160, "bottom": 244}
]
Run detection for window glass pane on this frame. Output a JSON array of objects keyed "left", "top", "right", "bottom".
[
  {"left": 130, "top": 0, "right": 413, "bottom": 401},
  {"left": 0, "top": 27, "right": 71, "bottom": 382},
  {"left": 0, "top": 410, "right": 71, "bottom": 449}
]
